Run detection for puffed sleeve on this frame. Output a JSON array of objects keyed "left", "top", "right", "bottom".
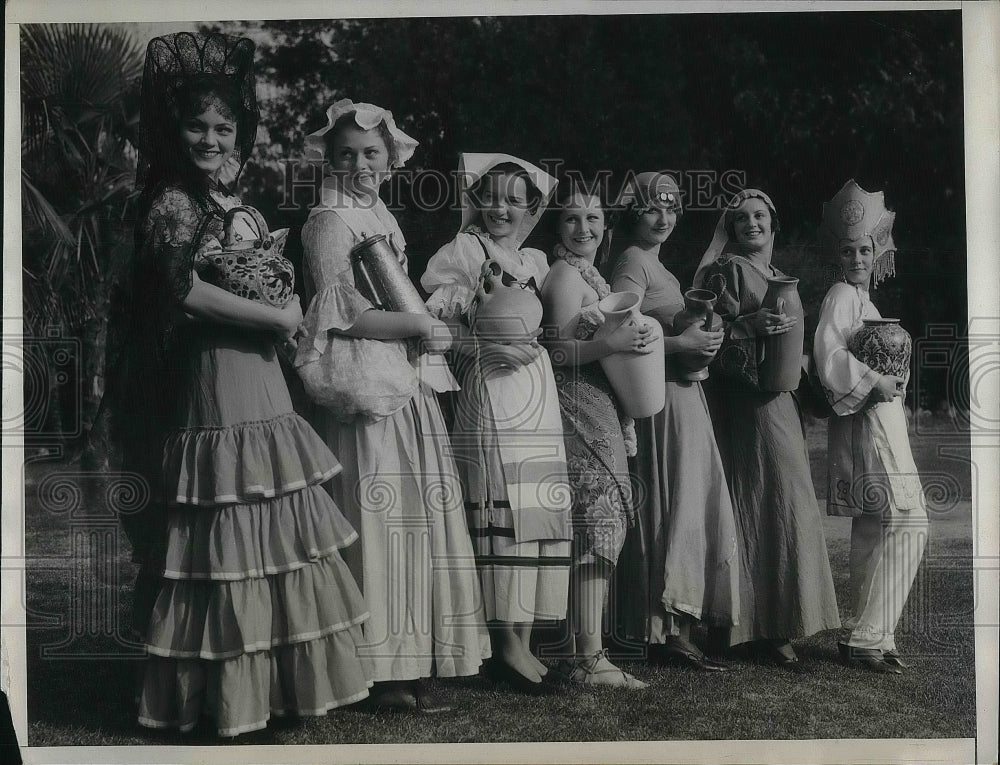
[
  {"left": 298, "top": 210, "right": 377, "bottom": 358},
  {"left": 420, "top": 233, "right": 482, "bottom": 320},
  {"left": 522, "top": 247, "right": 550, "bottom": 286},
  {"left": 294, "top": 209, "right": 419, "bottom": 420},
  {"left": 814, "top": 282, "right": 881, "bottom": 416}
]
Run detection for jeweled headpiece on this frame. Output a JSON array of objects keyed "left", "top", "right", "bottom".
[
  {"left": 138, "top": 32, "right": 259, "bottom": 186},
  {"left": 820, "top": 179, "right": 897, "bottom": 286},
  {"left": 617, "top": 172, "right": 683, "bottom": 214}
]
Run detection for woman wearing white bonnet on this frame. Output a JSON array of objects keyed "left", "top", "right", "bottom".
[{"left": 295, "top": 98, "right": 491, "bottom": 712}]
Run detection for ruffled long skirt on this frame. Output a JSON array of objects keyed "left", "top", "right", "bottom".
[{"left": 137, "top": 330, "right": 372, "bottom": 737}]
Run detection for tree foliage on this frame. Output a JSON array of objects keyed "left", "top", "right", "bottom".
[
  {"left": 22, "top": 12, "right": 965, "bottom": 432},
  {"left": 21, "top": 23, "right": 144, "bottom": 333},
  {"left": 241, "top": 11, "right": 965, "bottom": 406},
  {"left": 20, "top": 23, "right": 144, "bottom": 435}
]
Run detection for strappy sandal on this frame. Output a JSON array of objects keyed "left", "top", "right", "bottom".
[{"left": 562, "top": 649, "right": 648, "bottom": 690}]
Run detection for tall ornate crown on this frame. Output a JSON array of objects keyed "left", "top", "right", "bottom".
[{"left": 821, "top": 179, "right": 897, "bottom": 286}]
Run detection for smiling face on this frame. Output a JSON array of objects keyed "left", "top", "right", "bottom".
[
  {"left": 477, "top": 171, "right": 534, "bottom": 244},
  {"left": 557, "top": 192, "right": 605, "bottom": 260},
  {"left": 838, "top": 236, "right": 876, "bottom": 286},
  {"left": 729, "top": 197, "right": 774, "bottom": 253},
  {"left": 179, "top": 104, "right": 237, "bottom": 181},
  {"left": 329, "top": 123, "right": 391, "bottom": 198},
  {"left": 631, "top": 205, "right": 678, "bottom": 249}
]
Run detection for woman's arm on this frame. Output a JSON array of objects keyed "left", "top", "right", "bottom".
[
  {"left": 814, "top": 283, "right": 898, "bottom": 414},
  {"left": 148, "top": 188, "right": 300, "bottom": 338},
  {"left": 302, "top": 210, "right": 450, "bottom": 348},
  {"left": 610, "top": 258, "right": 714, "bottom": 356},
  {"left": 541, "top": 263, "right": 650, "bottom": 366},
  {"left": 181, "top": 271, "right": 302, "bottom": 338}
]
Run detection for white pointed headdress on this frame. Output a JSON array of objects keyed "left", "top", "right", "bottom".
[{"left": 458, "top": 153, "right": 558, "bottom": 247}]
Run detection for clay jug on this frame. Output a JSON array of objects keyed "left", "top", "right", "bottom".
[
  {"left": 848, "top": 318, "right": 912, "bottom": 378},
  {"left": 759, "top": 276, "right": 805, "bottom": 391},
  {"left": 469, "top": 259, "right": 543, "bottom": 342},
  {"left": 672, "top": 288, "right": 724, "bottom": 382},
  {"left": 594, "top": 291, "right": 665, "bottom": 418}
]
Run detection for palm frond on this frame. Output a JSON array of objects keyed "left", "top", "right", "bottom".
[
  {"left": 21, "top": 171, "right": 76, "bottom": 246},
  {"left": 21, "top": 23, "right": 144, "bottom": 156}
]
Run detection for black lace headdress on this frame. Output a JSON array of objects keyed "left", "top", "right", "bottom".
[{"left": 137, "top": 32, "right": 259, "bottom": 206}]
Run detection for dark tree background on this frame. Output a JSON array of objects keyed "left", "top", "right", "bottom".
[
  {"left": 23, "top": 10, "right": 968, "bottom": 446},
  {"left": 239, "top": 11, "right": 966, "bottom": 410}
]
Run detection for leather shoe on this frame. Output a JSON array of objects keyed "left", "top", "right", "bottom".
[
  {"left": 838, "top": 643, "right": 903, "bottom": 675},
  {"left": 366, "top": 681, "right": 418, "bottom": 712},
  {"left": 754, "top": 640, "right": 805, "bottom": 672},
  {"left": 651, "top": 639, "right": 733, "bottom": 672},
  {"left": 882, "top": 650, "right": 910, "bottom": 670},
  {"left": 413, "top": 680, "right": 453, "bottom": 714}
]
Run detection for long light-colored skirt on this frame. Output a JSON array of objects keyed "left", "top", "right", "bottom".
[{"left": 322, "top": 385, "right": 492, "bottom": 680}]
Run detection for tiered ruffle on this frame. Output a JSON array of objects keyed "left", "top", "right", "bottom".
[
  {"left": 163, "top": 413, "right": 341, "bottom": 505},
  {"left": 139, "top": 411, "right": 373, "bottom": 736}
]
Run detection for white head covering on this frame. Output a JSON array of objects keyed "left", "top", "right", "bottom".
[
  {"left": 820, "top": 179, "right": 897, "bottom": 286},
  {"left": 305, "top": 98, "right": 418, "bottom": 168},
  {"left": 458, "top": 152, "right": 558, "bottom": 247},
  {"left": 693, "top": 188, "right": 777, "bottom": 288}
]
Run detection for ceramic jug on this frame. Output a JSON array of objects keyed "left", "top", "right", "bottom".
[
  {"left": 594, "top": 291, "right": 665, "bottom": 417},
  {"left": 848, "top": 318, "right": 912, "bottom": 379},
  {"left": 672, "top": 288, "right": 724, "bottom": 381},
  {"left": 758, "top": 276, "right": 805, "bottom": 391}
]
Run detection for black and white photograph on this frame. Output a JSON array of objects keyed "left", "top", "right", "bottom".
[{"left": 3, "top": 1, "right": 998, "bottom": 763}]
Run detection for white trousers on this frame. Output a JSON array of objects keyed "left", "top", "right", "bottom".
[{"left": 843, "top": 502, "right": 928, "bottom": 652}]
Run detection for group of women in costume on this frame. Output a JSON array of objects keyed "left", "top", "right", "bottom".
[{"left": 103, "top": 32, "right": 929, "bottom": 736}]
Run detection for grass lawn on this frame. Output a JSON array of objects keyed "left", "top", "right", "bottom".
[{"left": 22, "top": 416, "right": 977, "bottom": 745}]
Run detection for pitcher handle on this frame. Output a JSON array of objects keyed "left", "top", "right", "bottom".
[{"left": 222, "top": 205, "right": 270, "bottom": 248}]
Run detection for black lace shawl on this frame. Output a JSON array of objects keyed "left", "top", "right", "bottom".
[{"left": 94, "top": 186, "right": 226, "bottom": 562}]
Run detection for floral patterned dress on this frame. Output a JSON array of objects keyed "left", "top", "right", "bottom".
[{"left": 548, "top": 250, "right": 634, "bottom": 567}]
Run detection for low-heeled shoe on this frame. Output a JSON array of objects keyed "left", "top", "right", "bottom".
[{"left": 838, "top": 643, "right": 903, "bottom": 675}]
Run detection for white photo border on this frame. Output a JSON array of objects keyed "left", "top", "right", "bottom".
[{"left": 3, "top": 1, "right": 997, "bottom": 763}]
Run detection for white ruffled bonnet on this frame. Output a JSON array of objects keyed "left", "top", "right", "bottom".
[{"left": 305, "top": 98, "right": 418, "bottom": 169}]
